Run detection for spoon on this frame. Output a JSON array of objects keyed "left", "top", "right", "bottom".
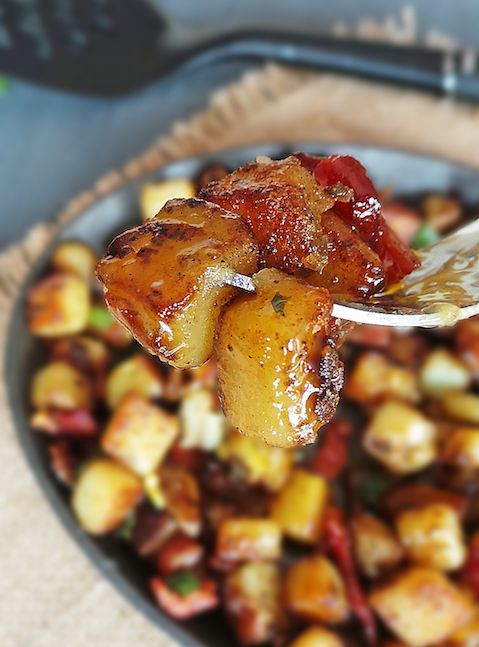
[{"left": 225, "top": 218, "right": 479, "bottom": 328}]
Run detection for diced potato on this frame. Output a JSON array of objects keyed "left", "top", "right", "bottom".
[
  {"left": 419, "top": 349, "right": 470, "bottom": 398},
  {"left": 26, "top": 273, "right": 90, "bottom": 337},
  {"left": 441, "top": 427, "right": 479, "bottom": 470},
  {"left": 140, "top": 178, "right": 195, "bottom": 221},
  {"left": 31, "top": 361, "right": 92, "bottom": 410},
  {"left": 102, "top": 393, "right": 178, "bottom": 476},
  {"left": 284, "top": 555, "right": 349, "bottom": 624},
  {"left": 217, "top": 431, "right": 293, "bottom": 491},
  {"left": 72, "top": 458, "right": 142, "bottom": 535},
  {"left": 216, "top": 268, "right": 340, "bottom": 447},
  {"left": 215, "top": 518, "right": 282, "bottom": 563},
  {"left": 442, "top": 392, "right": 479, "bottom": 425},
  {"left": 395, "top": 503, "right": 466, "bottom": 572},
  {"left": 289, "top": 626, "right": 345, "bottom": 647},
  {"left": 105, "top": 354, "right": 164, "bottom": 409},
  {"left": 345, "top": 353, "right": 419, "bottom": 404},
  {"left": 51, "top": 240, "right": 96, "bottom": 282},
  {"left": 50, "top": 335, "right": 109, "bottom": 374},
  {"left": 97, "top": 198, "right": 259, "bottom": 368},
  {"left": 179, "top": 387, "right": 226, "bottom": 451},
  {"left": 352, "top": 513, "right": 403, "bottom": 578},
  {"left": 370, "top": 567, "right": 474, "bottom": 647},
  {"left": 160, "top": 465, "right": 201, "bottom": 537},
  {"left": 224, "top": 561, "right": 282, "bottom": 646},
  {"left": 363, "top": 400, "right": 437, "bottom": 474},
  {"left": 444, "top": 611, "right": 479, "bottom": 647}
]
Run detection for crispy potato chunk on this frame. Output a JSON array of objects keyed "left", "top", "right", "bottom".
[
  {"left": 102, "top": 393, "right": 179, "bottom": 476},
  {"left": 284, "top": 555, "right": 349, "bottom": 624},
  {"left": 179, "top": 388, "right": 226, "bottom": 451},
  {"left": 26, "top": 273, "right": 90, "bottom": 337},
  {"left": 216, "top": 268, "right": 341, "bottom": 447},
  {"left": 72, "top": 458, "right": 142, "bottom": 535},
  {"left": 370, "top": 568, "right": 474, "bottom": 646},
  {"left": 444, "top": 611, "right": 479, "bottom": 647},
  {"left": 345, "top": 352, "right": 419, "bottom": 404},
  {"left": 395, "top": 503, "right": 466, "bottom": 572},
  {"left": 105, "top": 354, "right": 164, "bottom": 409},
  {"left": 224, "top": 561, "right": 282, "bottom": 646},
  {"left": 51, "top": 240, "right": 97, "bottom": 282},
  {"left": 270, "top": 469, "right": 329, "bottom": 544},
  {"left": 201, "top": 155, "right": 334, "bottom": 272},
  {"left": 215, "top": 518, "right": 282, "bottom": 563},
  {"left": 289, "top": 626, "right": 345, "bottom": 647},
  {"left": 441, "top": 427, "right": 479, "bottom": 470},
  {"left": 50, "top": 335, "right": 109, "bottom": 375},
  {"left": 419, "top": 349, "right": 470, "bottom": 398},
  {"left": 441, "top": 392, "right": 479, "bottom": 425},
  {"left": 140, "top": 178, "right": 195, "bottom": 221},
  {"left": 31, "top": 361, "right": 92, "bottom": 410},
  {"left": 352, "top": 513, "right": 403, "bottom": 578},
  {"left": 160, "top": 465, "right": 201, "bottom": 537},
  {"left": 97, "top": 198, "right": 258, "bottom": 368}
]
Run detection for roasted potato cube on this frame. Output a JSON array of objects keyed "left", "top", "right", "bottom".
[
  {"left": 72, "top": 458, "right": 142, "bottom": 535},
  {"left": 201, "top": 155, "right": 334, "bottom": 272},
  {"left": 270, "top": 468, "right": 329, "bottom": 544},
  {"left": 97, "top": 197, "right": 258, "bottom": 368},
  {"left": 215, "top": 518, "right": 282, "bottom": 563},
  {"left": 224, "top": 561, "right": 282, "bottom": 645},
  {"left": 441, "top": 427, "right": 479, "bottom": 470},
  {"left": 217, "top": 431, "right": 293, "bottom": 491},
  {"left": 441, "top": 392, "right": 479, "bottom": 425},
  {"left": 105, "top": 354, "right": 164, "bottom": 409},
  {"left": 370, "top": 567, "right": 474, "bottom": 646},
  {"left": 363, "top": 400, "right": 437, "bottom": 474},
  {"left": 31, "top": 361, "right": 92, "bottom": 410},
  {"left": 444, "top": 610, "right": 479, "bottom": 647},
  {"left": 284, "top": 555, "right": 349, "bottom": 624},
  {"left": 216, "top": 268, "right": 340, "bottom": 447},
  {"left": 419, "top": 349, "right": 470, "bottom": 398},
  {"left": 50, "top": 335, "right": 109, "bottom": 375},
  {"left": 179, "top": 387, "right": 226, "bottom": 451},
  {"left": 352, "top": 513, "right": 403, "bottom": 578},
  {"left": 289, "top": 626, "right": 345, "bottom": 647},
  {"left": 140, "top": 178, "right": 195, "bottom": 221},
  {"left": 345, "top": 352, "right": 419, "bottom": 404},
  {"left": 102, "top": 393, "right": 179, "bottom": 476},
  {"left": 26, "top": 273, "right": 90, "bottom": 337},
  {"left": 395, "top": 503, "right": 466, "bottom": 572},
  {"left": 160, "top": 465, "right": 201, "bottom": 537},
  {"left": 51, "top": 240, "right": 96, "bottom": 282}
]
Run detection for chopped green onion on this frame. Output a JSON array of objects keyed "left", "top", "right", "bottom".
[
  {"left": 89, "top": 305, "right": 115, "bottom": 330},
  {"left": 359, "top": 471, "right": 394, "bottom": 508},
  {"left": 411, "top": 223, "right": 440, "bottom": 249},
  {"left": 0, "top": 76, "right": 10, "bottom": 95},
  {"left": 166, "top": 571, "right": 200, "bottom": 597},
  {"left": 271, "top": 292, "right": 291, "bottom": 317},
  {"left": 114, "top": 512, "right": 136, "bottom": 541}
]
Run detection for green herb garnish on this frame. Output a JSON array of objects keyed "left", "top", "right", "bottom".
[
  {"left": 114, "top": 512, "right": 136, "bottom": 541},
  {"left": 166, "top": 571, "right": 200, "bottom": 597},
  {"left": 359, "top": 471, "right": 394, "bottom": 508},
  {"left": 0, "top": 76, "right": 10, "bottom": 95},
  {"left": 89, "top": 305, "right": 115, "bottom": 330},
  {"left": 271, "top": 292, "right": 291, "bottom": 317},
  {"left": 411, "top": 223, "right": 440, "bottom": 249}
]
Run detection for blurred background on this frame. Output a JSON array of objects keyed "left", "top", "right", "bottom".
[{"left": 1, "top": 0, "right": 479, "bottom": 248}]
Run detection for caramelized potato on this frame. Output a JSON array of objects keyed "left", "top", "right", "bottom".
[
  {"left": 160, "top": 465, "right": 201, "bottom": 537},
  {"left": 140, "top": 178, "right": 195, "bottom": 221},
  {"left": 419, "top": 349, "right": 470, "bottom": 398},
  {"left": 31, "top": 361, "right": 92, "bottom": 410},
  {"left": 72, "top": 459, "right": 142, "bottom": 534},
  {"left": 201, "top": 155, "right": 334, "bottom": 272},
  {"left": 395, "top": 503, "right": 466, "bottom": 572},
  {"left": 217, "top": 431, "right": 293, "bottom": 491},
  {"left": 270, "top": 468, "right": 329, "bottom": 544},
  {"left": 441, "top": 392, "right": 479, "bottom": 425},
  {"left": 105, "top": 354, "right": 164, "bottom": 409},
  {"left": 50, "top": 335, "right": 109, "bottom": 375},
  {"left": 284, "top": 555, "right": 349, "bottom": 624},
  {"left": 441, "top": 427, "right": 479, "bottom": 470},
  {"left": 370, "top": 568, "right": 474, "bottom": 646},
  {"left": 352, "top": 513, "right": 403, "bottom": 578},
  {"left": 216, "top": 268, "right": 341, "bottom": 447},
  {"left": 289, "top": 626, "right": 345, "bottom": 647},
  {"left": 27, "top": 273, "right": 90, "bottom": 337},
  {"left": 363, "top": 400, "right": 437, "bottom": 474},
  {"left": 102, "top": 393, "right": 179, "bottom": 476},
  {"left": 224, "top": 561, "right": 282, "bottom": 646},
  {"left": 345, "top": 353, "right": 419, "bottom": 404},
  {"left": 179, "top": 388, "right": 226, "bottom": 451},
  {"left": 51, "top": 240, "right": 96, "bottom": 282},
  {"left": 443, "top": 611, "right": 479, "bottom": 647},
  {"left": 215, "top": 518, "right": 282, "bottom": 563}
]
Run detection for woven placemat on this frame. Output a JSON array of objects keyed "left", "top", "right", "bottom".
[{"left": 3, "top": 61, "right": 479, "bottom": 646}]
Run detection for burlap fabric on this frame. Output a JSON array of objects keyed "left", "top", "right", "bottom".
[{"left": 3, "top": 62, "right": 479, "bottom": 647}]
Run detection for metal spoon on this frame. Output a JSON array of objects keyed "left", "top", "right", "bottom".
[{"left": 226, "top": 218, "right": 479, "bottom": 328}]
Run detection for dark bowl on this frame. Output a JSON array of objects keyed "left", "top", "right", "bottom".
[{"left": 6, "top": 143, "right": 479, "bottom": 647}]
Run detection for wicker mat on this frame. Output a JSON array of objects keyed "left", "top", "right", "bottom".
[{"left": 3, "top": 63, "right": 479, "bottom": 647}]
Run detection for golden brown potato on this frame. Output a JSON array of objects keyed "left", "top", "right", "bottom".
[
  {"left": 101, "top": 393, "right": 179, "bottom": 476},
  {"left": 72, "top": 458, "right": 143, "bottom": 535},
  {"left": 51, "top": 240, "right": 97, "bottom": 282},
  {"left": 31, "top": 361, "right": 92, "bottom": 410},
  {"left": 215, "top": 518, "right": 282, "bottom": 563},
  {"left": 50, "top": 335, "right": 109, "bottom": 375},
  {"left": 224, "top": 561, "right": 282, "bottom": 646},
  {"left": 284, "top": 555, "right": 349, "bottom": 624},
  {"left": 370, "top": 568, "right": 474, "bottom": 647},
  {"left": 26, "top": 273, "right": 90, "bottom": 337},
  {"left": 97, "top": 197, "right": 258, "bottom": 368},
  {"left": 140, "top": 178, "right": 195, "bottom": 221},
  {"left": 270, "top": 468, "right": 329, "bottom": 544},
  {"left": 443, "top": 611, "right": 479, "bottom": 647},
  {"left": 289, "top": 626, "right": 345, "bottom": 647},
  {"left": 201, "top": 155, "right": 334, "bottom": 273},
  {"left": 441, "top": 427, "right": 479, "bottom": 470},
  {"left": 419, "top": 349, "right": 470, "bottom": 398},
  {"left": 441, "top": 392, "right": 479, "bottom": 425},
  {"left": 160, "top": 465, "right": 201, "bottom": 537},
  {"left": 105, "top": 354, "right": 164, "bottom": 409},
  {"left": 352, "top": 513, "right": 403, "bottom": 578},
  {"left": 179, "top": 387, "right": 226, "bottom": 451},
  {"left": 363, "top": 400, "right": 437, "bottom": 474},
  {"left": 395, "top": 503, "right": 466, "bottom": 572},
  {"left": 345, "top": 352, "right": 419, "bottom": 404},
  {"left": 216, "top": 268, "right": 341, "bottom": 447}
]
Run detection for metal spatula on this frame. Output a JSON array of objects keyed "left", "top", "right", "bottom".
[{"left": 226, "top": 218, "right": 479, "bottom": 328}]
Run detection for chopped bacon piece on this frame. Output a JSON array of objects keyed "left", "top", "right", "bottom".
[
  {"left": 48, "top": 441, "right": 76, "bottom": 487},
  {"left": 150, "top": 576, "right": 219, "bottom": 620},
  {"left": 309, "top": 420, "right": 353, "bottom": 480},
  {"left": 382, "top": 483, "right": 468, "bottom": 519},
  {"left": 460, "top": 531, "right": 479, "bottom": 599},
  {"left": 31, "top": 408, "right": 98, "bottom": 437}
]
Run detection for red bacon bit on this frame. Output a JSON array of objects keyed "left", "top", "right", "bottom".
[
  {"left": 150, "top": 577, "right": 219, "bottom": 620},
  {"left": 32, "top": 408, "right": 98, "bottom": 437},
  {"left": 460, "top": 531, "right": 479, "bottom": 599},
  {"left": 167, "top": 445, "right": 205, "bottom": 472},
  {"left": 48, "top": 441, "right": 76, "bottom": 487},
  {"left": 309, "top": 420, "right": 353, "bottom": 480}
]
